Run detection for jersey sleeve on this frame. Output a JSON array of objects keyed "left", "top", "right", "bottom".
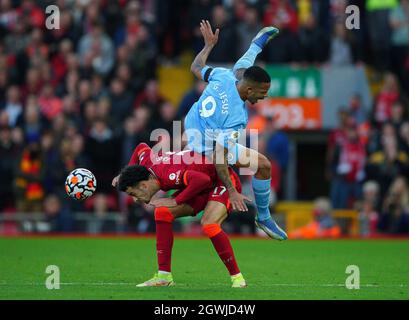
[
  {"left": 200, "top": 67, "right": 230, "bottom": 83},
  {"left": 174, "top": 170, "right": 212, "bottom": 205},
  {"left": 128, "top": 143, "right": 152, "bottom": 166}
]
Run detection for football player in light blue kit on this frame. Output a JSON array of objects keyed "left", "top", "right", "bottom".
[{"left": 184, "top": 20, "right": 287, "bottom": 240}]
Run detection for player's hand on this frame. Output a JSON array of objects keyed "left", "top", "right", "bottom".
[
  {"left": 200, "top": 20, "right": 219, "bottom": 48},
  {"left": 111, "top": 175, "right": 120, "bottom": 187},
  {"left": 228, "top": 188, "right": 252, "bottom": 212},
  {"left": 149, "top": 198, "right": 178, "bottom": 208}
]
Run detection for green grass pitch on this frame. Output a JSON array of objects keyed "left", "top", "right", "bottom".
[{"left": 1, "top": 237, "right": 409, "bottom": 299}]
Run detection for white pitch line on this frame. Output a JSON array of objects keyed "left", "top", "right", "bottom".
[{"left": 1, "top": 282, "right": 409, "bottom": 288}]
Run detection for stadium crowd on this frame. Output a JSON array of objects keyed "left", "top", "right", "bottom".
[{"left": 0, "top": 0, "right": 408, "bottom": 236}]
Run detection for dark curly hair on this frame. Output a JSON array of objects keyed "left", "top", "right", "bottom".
[
  {"left": 117, "top": 165, "right": 151, "bottom": 192},
  {"left": 243, "top": 66, "right": 271, "bottom": 83}
]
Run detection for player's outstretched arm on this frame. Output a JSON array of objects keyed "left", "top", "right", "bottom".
[
  {"left": 149, "top": 170, "right": 213, "bottom": 208},
  {"left": 190, "top": 20, "right": 219, "bottom": 80}
]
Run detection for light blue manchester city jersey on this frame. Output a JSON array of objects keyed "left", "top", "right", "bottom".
[{"left": 184, "top": 67, "right": 248, "bottom": 155}]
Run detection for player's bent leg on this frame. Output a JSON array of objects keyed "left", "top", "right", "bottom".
[
  {"left": 136, "top": 204, "right": 195, "bottom": 287},
  {"left": 234, "top": 146, "right": 288, "bottom": 241},
  {"left": 201, "top": 201, "right": 247, "bottom": 288}
]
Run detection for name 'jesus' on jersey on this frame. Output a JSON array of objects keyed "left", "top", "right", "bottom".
[{"left": 184, "top": 67, "right": 248, "bottom": 154}]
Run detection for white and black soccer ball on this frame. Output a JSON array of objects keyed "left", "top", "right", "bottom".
[{"left": 65, "top": 168, "right": 97, "bottom": 200}]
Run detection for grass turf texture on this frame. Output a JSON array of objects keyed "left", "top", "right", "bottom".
[{"left": 1, "top": 237, "right": 409, "bottom": 300}]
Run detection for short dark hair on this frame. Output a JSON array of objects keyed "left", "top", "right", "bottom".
[
  {"left": 243, "top": 66, "right": 271, "bottom": 83},
  {"left": 117, "top": 165, "right": 151, "bottom": 192}
]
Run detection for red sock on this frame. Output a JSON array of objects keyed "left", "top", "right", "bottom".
[
  {"left": 154, "top": 207, "right": 174, "bottom": 273},
  {"left": 203, "top": 224, "right": 240, "bottom": 276}
]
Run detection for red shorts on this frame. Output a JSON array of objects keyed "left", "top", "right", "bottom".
[{"left": 172, "top": 167, "right": 242, "bottom": 215}]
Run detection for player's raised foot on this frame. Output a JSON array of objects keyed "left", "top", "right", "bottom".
[
  {"left": 255, "top": 218, "right": 288, "bottom": 241},
  {"left": 136, "top": 272, "right": 174, "bottom": 287},
  {"left": 231, "top": 273, "right": 247, "bottom": 288},
  {"left": 252, "top": 26, "right": 279, "bottom": 49}
]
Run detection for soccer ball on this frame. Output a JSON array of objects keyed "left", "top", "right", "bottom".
[{"left": 65, "top": 168, "right": 97, "bottom": 200}]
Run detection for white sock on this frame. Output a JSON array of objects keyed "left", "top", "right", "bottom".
[{"left": 158, "top": 270, "right": 171, "bottom": 275}]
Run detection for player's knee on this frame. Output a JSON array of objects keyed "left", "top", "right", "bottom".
[
  {"left": 202, "top": 223, "right": 222, "bottom": 238},
  {"left": 257, "top": 153, "right": 271, "bottom": 177},
  {"left": 154, "top": 207, "right": 175, "bottom": 223},
  {"left": 200, "top": 215, "right": 212, "bottom": 226}
]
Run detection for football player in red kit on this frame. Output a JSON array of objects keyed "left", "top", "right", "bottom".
[{"left": 113, "top": 143, "right": 249, "bottom": 288}]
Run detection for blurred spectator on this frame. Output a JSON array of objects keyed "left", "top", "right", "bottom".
[
  {"left": 108, "top": 78, "right": 134, "bottom": 125},
  {"left": 114, "top": 4, "right": 144, "bottom": 47},
  {"left": 367, "top": 121, "right": 396, "bottom": 153},
  {"left": 120, "top": 114, "right": 151, "bottom": 167},
  {"left": 48, "top": 9, "right": 81, "bottom": 45},
  {"left": 50, "top": 113, "right": 68, "bottom": 148},
  {"left": 389, "top": 0, "right": 409, "bottom": 89},
  {"left": 329, "top": 20, "right": 353, "bottom": 66},
  {"left": 13, "top": 141, "right": 45, "bottom": 213},
  {"left": 357, "top": 180, "right": 381, "bottom": 237},
  {"left": 0, "top": 0, "right": 18, "bottom": 32},
  {"left": 236, "top": 6, "right": 262, "bottom": 56},
  {"left": 157, "top": 101, "right": 177, "bottom": 133},
  {"left": 366, "top": 0, "right": 398, "bottom": 71},
  {"left": 82, "top": 100, "right": 98, "bottom": 134},
  {"left": 17, "top": 96, "right": 47, "bottom": 142},
  {"left": 289, "top": 197, "right": 341, "bottom": 239},
  {"left": 17, "top": 0, "right": 45, "bottom": 29},
  {"left": 134, "top": 79, "right": 166, "bottom": 121},
  {"left": 0, "top": 69, "right": 9, "bottom": 106},
  {"left": 41, "top": 131, "right": 58, "bottom": 194},
  {"left": 96, "top": 97, "right": 114, "bottom": 127},
  {"left": 85, "top": 118, "right": 120, "bottom": 194},
  {"left": 40, "top": 194, "right": 74, "bottom": 233},
  {"left": 358, "top": 199, "right": 380, "bottom": 237},
  {"left": 372, "top": 72, "right": 400, "bottom": 126},
  {"left": 366, "top": 132, "right": 409, "bottom": 198},
  {"left": 4, "top": 15, "right": 29, "bottom": 55},
  {"left": 21, "top": 67, "right": 43, "bottom": 101},
  {"left": 208, "top": 5, "right": 237, "bottom": 63},
  {"left": 362, "top": 180, "right": 382, "bottom": 211},
  {"left": 189, "top": 0, "right": 215, "bottom": 54},
  {"left": 78, "top": 79, "right": 93, "bottom": 114},
  {"left": 61, "top": 94, "right": 81, "bottom": 129},
  {"left": 25, "top": 28, "right": 48, "bottom": 62},
  {"left": 326, "top": 107, "right": 350, "bottom": 180},
  {"left": 390, "top": 100, "right": 407, "bottom": 132},
  {"left": 298, "top": 14, "right": 329, "bottom": 64},
  {"left": 378, "top": 175, "right": 409, "bottom": 234},
  {"left": 87, "top": 193, "right": 114, "bottom": 233},
  {"left": 37, "top": 84, "right": 63, "bottom": 121},
  {"left": 330, "top": 125, "right": 366, "bottom": 209},
  {"left": 2, "top": 85, "right": 23, "bottom": 127},
  {"left": 127, "top": 24, "right": 157, "bottom": 86},
  {"left": 266, "top": 118, "right": 290, "bottom": 172},
  {"left": 348, "top": 93, "right": 367, "bottom": 125},
  {"left": 177, "top": 80, "right": 206, "bottom": 119},
  {"left": 262, "top": 0, "right": 299, "bottom": 62},
  {"left": 154, "top": 0, "right": 185, "bottom": 61},
  {"left": 77, "top": 22, "right": 114, "bottom": 76},
  {"left": 399, "top": 121, "right": 409, "bottom": 153},
  {"left": 91, "top": 73, "right": 109, "bottom": 100},
  {"left": 0, "top": 125, "right": 20, "bottom": 211},
  {"left": 51, "top": 39, "right": 73, "bottom": 87},
  {"left": 56, "top": 69, "right": 78, "bottom": 97}
]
